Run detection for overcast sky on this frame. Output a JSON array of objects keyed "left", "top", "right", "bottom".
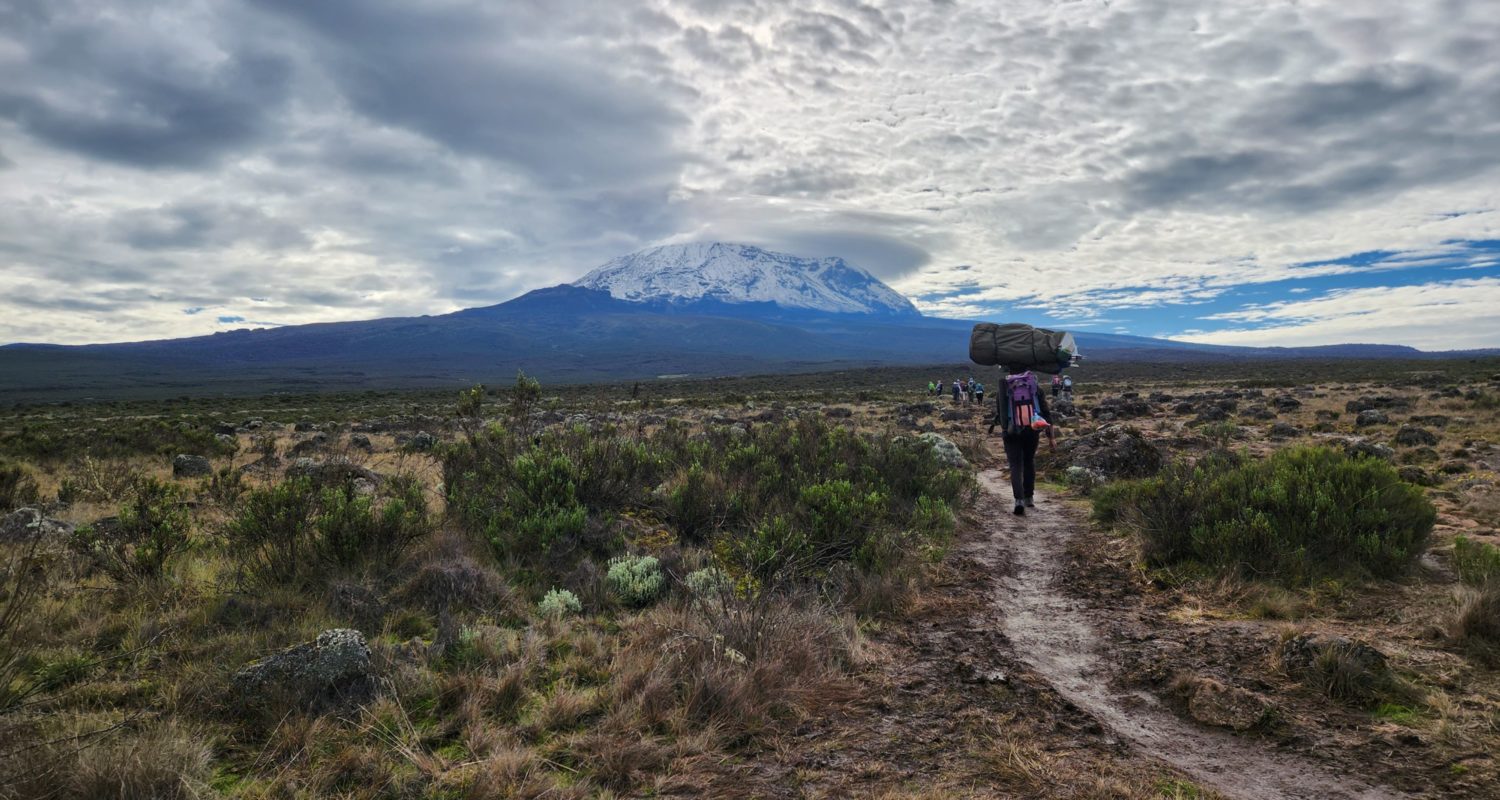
[{"left": 2, "top": 0, "right": 1498, "bottom": 349}]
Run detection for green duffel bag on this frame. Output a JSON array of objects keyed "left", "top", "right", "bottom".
[{"left": 968, "top": 322, "right": 1077, "bottom": 374}]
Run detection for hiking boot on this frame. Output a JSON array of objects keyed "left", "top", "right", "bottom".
[
  {"left": 1013, "top": 503, "right": 1026, "bottom": 516},
  {"left": 1023, "top": 498, "right": 1035, "bottom": 508}
]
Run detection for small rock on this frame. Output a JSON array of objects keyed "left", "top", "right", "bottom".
[
  {"left": 349, "top": 434, "right": 373, "bottom": 451},
  {"left": 824, "top": 407, "right": 854, "bottom": 419},
  {"left": 230, "top": 628, "right": 376, "bottom": 715},
  {"left": 172, "top": 454, "right": 213, "bottom": 478},
  {"left": 1280, "top": 634, "right": 1389, "bottom": 682},
  {"left": 1345, "top": 441, "right": 1395, "bottom": 461},
  {"left": 1267, "top": 422, "right": 1301, "bottom": 440},
  {"left": 1273, "top": 396, "right": 1303, "bottom": 411},
  {"left": 0, "top": 507, "right": 74, "bottom": 542},
  {"left": 405, "top": 431, "right": 437, "bottom": 451},
  {"left": 1355, "top": 409, "right": 1390, "bottom": 427},
  {"left": 1395, "top": 426, "right": 1439, "bottom": 447},
  {"left": 1183, "top": 677, "right": 1269, "bottom": 731},
  {"left": 1397, "top": 466, "right": 1437, "bottom": 487}
]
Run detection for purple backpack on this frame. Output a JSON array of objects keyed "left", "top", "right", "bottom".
[{"left": 1005, "top": 372, "right": 1039, "bottom": 431}]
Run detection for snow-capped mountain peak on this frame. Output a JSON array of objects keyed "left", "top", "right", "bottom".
[{"left": 572, "top": 242, "right": 921, "bottom": 316}]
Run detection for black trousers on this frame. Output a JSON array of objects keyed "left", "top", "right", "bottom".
[{"left": 1002, "top": 430, "right": 1040, "bottom": 502}]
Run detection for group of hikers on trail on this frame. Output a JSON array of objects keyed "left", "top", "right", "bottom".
[
  {"left": 1049, "top": 373, "right": 1075, "bottom": 401},
  {"left": 928, "top": 377, "right": 985, "bottom": 405}
]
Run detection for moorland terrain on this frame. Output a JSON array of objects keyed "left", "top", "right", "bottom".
[{"left": 2, "top": 356, "right": 1499, "bottom": 799}]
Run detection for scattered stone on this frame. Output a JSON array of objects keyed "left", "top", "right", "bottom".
[
  {"left": 1410, "top": 414, "right": 1450, "bottom": 428},
  {"left": 1172, "top": 401, "right": 1197, "bottom": 415},
  {"left": 918, "top": 432, "right": 968, "bottom": 469},
  {"left": 1397, "top": 466, "right": 1437, "bottom": 487},
  {"left": 1279, "top": 634, "right": 1391, "bottom": 695},
  {"left": 408, "top": 431, "right": 437, "bottom": 451},
  {"left": 1267, "top": 422, "right": 1301, "bottom": 440},
  {"left": 1191, "top": 406, "right": 1230, "bottom": 425},
  {"left": 1400, "top": 447, "right": 1439, "bottom": 464},
  {"left": 0, "top": 507, "right": 74, "bottom": 542},
  {"left": 350, "top": 434, "right": 373, "bottom": 451},
  {"left": 1182, "top": 677, "right": 1270, "bottom": 731},
  {"left": 214, "top": 422, "right": 238, "bottom": 436},
  {"left": 286, "top": 457, "right": 384, "bottom": 487},
  {"left": 824, "top": 407, "right": 853, "bottom": 419},
  {"left": 1345, "top": 441, "right": 1395, "bottom": 461},
  {"left": 215, "top": 433, "right": 238, "bottom": 450},
  {"left": 1314, "top": 409, "right": 1340, "bottom": 421},
  {"left": 294, "top": 420, "right": 315, "bottom": 432},
  {"left": 1273, "top": 396, "right": 1303, "bottom": 411},
  {"left": 172, "top": 454, "right": 213, "bottom": 478},
  {"left": 1394, "top": 425, "right": 1439, "bottom": 447},
  {"left": 230, "top": 629, "right": 377, "bottom": 714},
  {"left": 1058, "top": 425, "right": 1162, "bottom": 479},
  {"left": 939, "top": 408, "right": 967, "bottom": 422},
  {"left": 1091, "top": 397, "right": 1152, "bottom": 420},
  {"left": 1241, "top": 405, "right": 1276, "bottom": 421},
  {"left": 1355, "top": 409, "right": 1390, "bottom": 427},
  {"left": 1439, "top": 460, "right": 1471, "bottom": 475}
]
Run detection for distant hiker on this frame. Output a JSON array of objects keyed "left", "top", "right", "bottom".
[
  {"left": 928, "top": 380, "right": 937, "bottom": 396},
  {"left": 1062, "top": 374, "right": 1074, "bottom": 401},
  {"left": 989, "top": 366, "right": 1053, "bottom": 516},
  {"left": 1051, "top": 374, "right": 1062, "bottom": 399},
  {"left": 975, "top": 382, "right": 985, "bottom": 405},
  {"left": 952, "top": 380, "right": 961, "bottom": 404},
  {"left": 937, "top": 380, "right": 945, "bottom": 397}
]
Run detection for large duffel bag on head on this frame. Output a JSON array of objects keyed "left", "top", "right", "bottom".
[{"left": 969, "top": 322, "right": 1076, "bottom": 374}]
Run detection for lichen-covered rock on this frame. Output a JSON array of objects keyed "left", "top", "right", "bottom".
[
  {"left": 172, "top": 454, "right": 212, "bottom": 478},
  {"left": 231, "top": 629, "right": 376, "bottom": 714},
  {"left": 1279, "top": 634, "right": 1389, "bottom": 682},
  {"left": 1183, "top": 677, "right": 1269, "bottom": 731},
  {"left": 918, "top": 432, "right": 968, "bottom": 469},
  {"left": 1345, "top": 440, "right": 1395, "bottom": 461},
  {"left": 1395, "top": 426, "right": 1439, "bottom": 447},
  {"left": 1058, "top": 425, "right": 1162, "bottom": 480},
  {"left": 0, "top": 507, "right": 74, "bottom": 542},
  {"left": 1267, "top": 422, "right": 1301, "bottom": 440},
  {"left": 1355, "top": 409, "right": 1390, "bottom": 427},
  {"left": 1397, "top": 466, "right": 1437, "bottom": 487},
  {"left": 1273, "top": 396, "right": 1303, "bottom": 411}
]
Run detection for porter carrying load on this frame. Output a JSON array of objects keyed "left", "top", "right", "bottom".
[{"left": 968, "top": 323, "right": 1078, "bottom": 374}]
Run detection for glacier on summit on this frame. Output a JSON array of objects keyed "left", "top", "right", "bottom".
[{"left": 573, "top": 242, "right": 921, "bottom": 317}]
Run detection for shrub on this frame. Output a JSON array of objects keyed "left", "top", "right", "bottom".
[
  {"left": 607, "top": 554, "right": 665, "bottom": 607},
  {"left": 1095, "top": 446, "right": 1436, "bottom": 586},
  {"left": 70, "top": 478, "right": 192, "bottom": 583},
  {"left": 1454, "top": 536, "right": 1500, "bottom": 587},
  {"left": 685, "top": 567, "right": 732, "bottom": 598},
  {"left": 222, "top": 475, "right": 431, "bottom": 587},
  {"left": 538, "top": 588, "right": 582, "bottom": 618},
  {"left": 0, "top": 462, "right": 39, "bottom": 512},
  {"left": 1450, "top": 582, "right": 1500, "bottom": 665}
]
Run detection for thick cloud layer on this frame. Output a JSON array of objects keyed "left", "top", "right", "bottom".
[{"left": 1, "top": 0, "right": 1497, "bottom": 347}]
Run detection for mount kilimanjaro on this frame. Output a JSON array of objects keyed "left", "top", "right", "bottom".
[{"left": 0, "top": 242, "right": 1446, "bottom": 401}]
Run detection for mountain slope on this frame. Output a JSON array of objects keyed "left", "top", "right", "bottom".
[{"left": 574, "top": 242, "right": 920, "bottom": 316}]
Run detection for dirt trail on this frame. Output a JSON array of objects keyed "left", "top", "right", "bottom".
[{"left": 977, "top": 469, "right": 1411, "bottom": 800}]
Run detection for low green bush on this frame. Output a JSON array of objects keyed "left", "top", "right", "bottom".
[
  {"left": 443, "top": 409, "right": 972, "bottom": 585},
  {"left": 69, "top": 478, "right": 192, "bottom": 583},
  {"left": 1094, "top": 446, "right": 1435, "bottom": 586},
  {"left": 222, "top": 475, "right": 430, "bottom": 587}
]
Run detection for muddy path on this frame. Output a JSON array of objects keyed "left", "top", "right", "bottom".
[{"left": 977, "top": 469, "right": 1411, "bottom": 800}]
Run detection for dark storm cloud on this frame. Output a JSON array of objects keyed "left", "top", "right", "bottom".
[
  {"left": 0, "top": 5, "right": 291, "bottom": 169},
  {"left": 248, "top": 0, "right": 688, "bottom": 190}
]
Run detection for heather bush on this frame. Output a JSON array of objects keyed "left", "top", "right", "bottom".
[
  {"left": 69, "top": 477, "right": 192, "bottom": 583},
  {"left": 0, "top": 462, "right": 39, "bottom": 512},
  {"left": 222, "top": 475, "right": 430, "bottom": 586},
  {"left": 1094, "top": 446, "right": 1435, "bottom": 586}
]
